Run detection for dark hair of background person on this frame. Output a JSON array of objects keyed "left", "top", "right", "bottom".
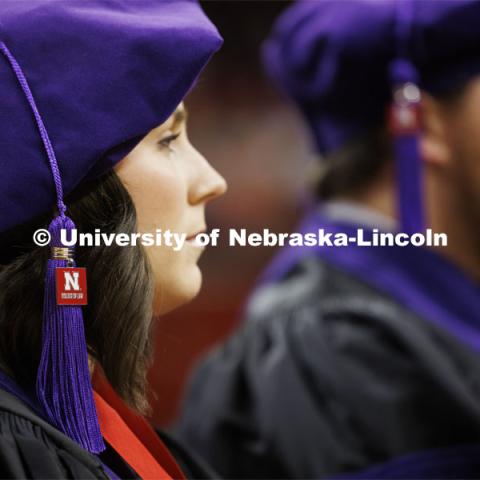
[
  {"left": 0, "top": 171, "right": 154, "bottom": 414},
  {"left": 315, "top": 83, "right": 469, "bottom": 201}
]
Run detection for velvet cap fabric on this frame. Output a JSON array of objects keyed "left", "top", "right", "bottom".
[
  {"left": 262, "top": 0, "right": 480, "bottom": 154},
  {"left": 0, "top": 0, "right": 222, "bottom": 233}
]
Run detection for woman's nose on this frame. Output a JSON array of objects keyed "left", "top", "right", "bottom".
[{"left": 188, "top": 151, "right": 228, "bottom": 205}]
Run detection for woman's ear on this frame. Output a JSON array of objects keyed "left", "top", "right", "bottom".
[{"left": 418, "top": 92, "right": 452, "bottom": 167}]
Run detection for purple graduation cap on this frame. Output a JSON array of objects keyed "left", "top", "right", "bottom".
[
  {"left": 262, "top": 0, "right": 480, "bottom": 234},
  {"left": 0, "top": 0, "right": 222, "bottom": 453}
]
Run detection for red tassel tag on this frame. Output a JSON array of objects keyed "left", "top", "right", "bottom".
[
  {"left": 56, "top": 267, "right": 88, "bottom": 305},
  {"left": 388, "top": 102, "right": 420, "bottom": 136}
]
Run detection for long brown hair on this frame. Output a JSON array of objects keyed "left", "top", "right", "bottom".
[{"left": 0, "top": 170, "right": 154, "bottom": 414}]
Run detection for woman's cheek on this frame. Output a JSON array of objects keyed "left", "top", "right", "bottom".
[
  {"left": 132, "top": 163, "right": 186, "bottom": 233},
  {"left": 117, "top": 143, "right": 187, "bottom": 229}
]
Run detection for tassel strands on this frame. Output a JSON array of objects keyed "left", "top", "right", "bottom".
[{"left": 37, "top": 215, "right": 104, "bottom": 453}]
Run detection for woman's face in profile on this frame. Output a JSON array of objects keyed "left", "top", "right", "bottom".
[{"left": 115, "top": 103, "right": 227, "bottom": 315}]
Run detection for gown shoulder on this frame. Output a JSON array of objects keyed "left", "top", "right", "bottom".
[{"left": 0, "top": 394, "right": 108, "bottom": 479}]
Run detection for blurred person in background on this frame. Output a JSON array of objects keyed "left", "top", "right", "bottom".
[{"left": 175, "top": 1, "right": 480, "bottom": 478}]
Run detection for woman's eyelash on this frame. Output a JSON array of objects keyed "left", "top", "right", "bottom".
[{"left": 158, "top": 133, "right": 180, "bottom": 149}]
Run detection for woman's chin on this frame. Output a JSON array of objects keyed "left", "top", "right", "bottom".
[{"left": 153, "top": 266, "right": 203, "bottom": 316}]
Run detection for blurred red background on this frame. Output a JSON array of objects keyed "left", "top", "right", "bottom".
[{"left": 147, "top": 1, "right": 315, "bottom": 426}]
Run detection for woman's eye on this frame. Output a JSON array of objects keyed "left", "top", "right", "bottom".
[{"left": 158, "top": 132, "right": 180, "bottom": 150}]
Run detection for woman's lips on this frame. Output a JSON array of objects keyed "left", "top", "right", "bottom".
[{"left": 186, "top": 229, "right": 206, "bottom": 243}]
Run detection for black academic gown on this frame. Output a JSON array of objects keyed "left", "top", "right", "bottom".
[
  {"left": 174, "top": 257, "right": 480, "bottom": 479},
  {"left": 0, "top": 387, "right": 215, "bottom": 479}
]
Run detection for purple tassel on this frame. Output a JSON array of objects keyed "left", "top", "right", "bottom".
[
  {"left": 37, "top": 215, "right": 105, "bottom": 453},
  {"left": 392, "top": 128, "right": 425, "bottom": 235},
  {"left": 388, "top": 59, "right": 425, "bottom": 235}
]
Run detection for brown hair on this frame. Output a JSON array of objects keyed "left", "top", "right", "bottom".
[
  {"left": 314, "top": 128, "right": 391, "bottom": 200},
  {"left": 0, "top": 170, "right": 154, "bottom": 414}
]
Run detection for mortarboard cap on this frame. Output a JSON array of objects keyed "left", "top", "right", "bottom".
[
  {"left": 263, "top": 0, "right": 480, "bottom": 155},
  {"left": 0, "top": 0, "right": 222, "bottom": 233}
]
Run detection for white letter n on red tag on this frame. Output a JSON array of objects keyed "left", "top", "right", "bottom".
[{"left": 56, "top": 268, "right": 88, "bottom": 305}]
